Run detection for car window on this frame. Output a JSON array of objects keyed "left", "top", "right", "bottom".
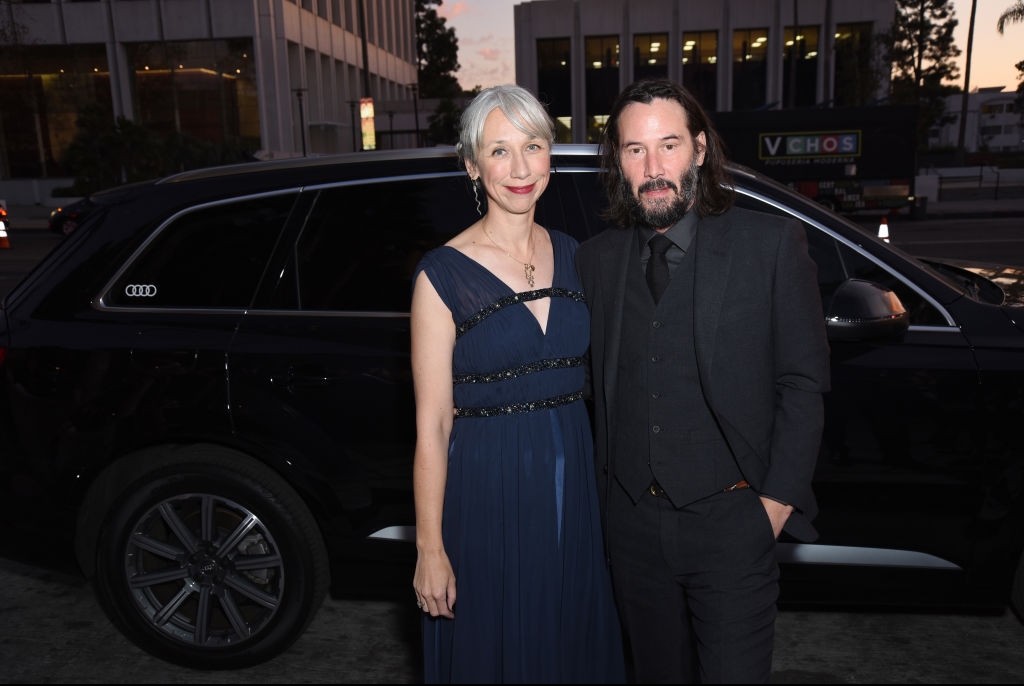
[
  {"left": 105, "top": 194, "right": 295, "bottom": 309},
  {"left": 734, "top": 193, "right": 948, "bottom": 327},
  {"left": 539, "top": 171, "right": 616, "bottom": 242},
  {"left": 257, "top": 171, "right": 613, "bottom": 314},
  {"left": 273, "top": 176, "right": 479, "bottom": 312}
]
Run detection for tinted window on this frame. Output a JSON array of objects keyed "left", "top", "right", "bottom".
[
  {"left": 107, "top": 194, "right": 294, "bottom": 308},
  {"left": 832, "top": 245, "right": 947, "bottom": 326},
  {"left": 541, "top": 170, "right": 615, "bottom": 242},
  {"left": 259, "top": 171, "right": 612, "bottom": 314},
  {"left": 273, "top": 176, "right": 479, "bottom": 312},
  {"left": 735, "top": 193, "right": 948, "bottom": 326}
]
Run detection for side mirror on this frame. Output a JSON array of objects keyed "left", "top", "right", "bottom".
[{"left": 825, "top": 278, "right": 909, "bottom": 342}]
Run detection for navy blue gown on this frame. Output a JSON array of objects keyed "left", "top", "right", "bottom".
[{"left": 413, "top": 229, "right": 625, "bottom": 684}]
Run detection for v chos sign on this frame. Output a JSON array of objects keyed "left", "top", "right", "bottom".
[
  {"left": 759, "top": 131, "right": 861, "bottom": 160},
  {"left": 711, "top": 106, "right": 919, "bottom": 212}
]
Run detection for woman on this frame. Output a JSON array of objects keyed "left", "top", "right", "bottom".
[{"left": 410, "top": 84, "right": 625, "bottom": 684}]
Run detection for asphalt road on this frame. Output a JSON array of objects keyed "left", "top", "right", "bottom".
[
  {"left": 3, "top": 213, "right": 1024, "bottom": 683},
  {"left": 878, "top": 215, "right": 1024, "bottom": 265}
]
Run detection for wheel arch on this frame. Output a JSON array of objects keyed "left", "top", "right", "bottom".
[{"left": 73, "top": 441, "right": 331, "bottom": 579}]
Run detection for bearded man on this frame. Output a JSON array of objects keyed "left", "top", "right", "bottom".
[{"left": 575, "top": 78, "right": 831, "bottom": 684}]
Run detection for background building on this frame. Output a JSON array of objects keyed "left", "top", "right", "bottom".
[
  {"left": 0, "top": 0, "right": 419, "bottom": 192},
  {"left": 514, "top": 0, "right": 894, "bottom": 143},
  {"left": 929, "top": 87, "right": 1023, "bottom": 153}
]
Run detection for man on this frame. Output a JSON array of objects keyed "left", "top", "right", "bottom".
[{"left": 575, "top": 78, "right": 830, "bottom": 683}]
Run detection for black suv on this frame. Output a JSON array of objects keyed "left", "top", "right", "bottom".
[{"left": 2, "top": 145, "right": 1024, "bottom": 670}]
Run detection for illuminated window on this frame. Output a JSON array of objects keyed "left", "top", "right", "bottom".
[
  {"left": 537, "top": 38, "right": 572, "bottom": 142},
  {"left": 833, "top": 22, "right": 876, "bottom": 107},
  {"left": 634, "top": 33, "right": 668, "bottom": 81},
  {"left": 783, "top": 25, "right": 819, "bottom": 107},
  {"left": 585, "top": 36, "right": 619, "bottom": 143},
  {"left": 732, "top": 28, "right": 768, "bottom": 110},
  {"left": 682, "top": 30, "right": 717, "bottom": 111}
]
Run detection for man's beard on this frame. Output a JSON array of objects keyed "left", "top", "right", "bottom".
[{"left": 622, "top": 159, "right": 700, "bottom": 230}]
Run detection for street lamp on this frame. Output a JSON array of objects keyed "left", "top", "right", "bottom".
[
  {"left": 410, "top": 83, "right": 420, "bottom": 147},
  {"left": 292, "top": 88, "right": 308, "bottom": 156}
]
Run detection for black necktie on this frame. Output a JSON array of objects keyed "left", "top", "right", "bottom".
[{"left": 646, "top": 233, "right": 673, "bottom": 303}]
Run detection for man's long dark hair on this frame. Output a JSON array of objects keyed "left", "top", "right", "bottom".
[{"left": 600, "top": 79, "right": 734, "bottom": 226}]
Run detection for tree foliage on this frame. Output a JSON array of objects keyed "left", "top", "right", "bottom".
[
  {"left": 997, "top": 1, "right": 1024, "bottom": 97},
  {"left": 62, "top": 103, "right": 253, "bottom": 195},
  {"left": 426, "top": 86, "right": 480, "bottom": 147},
  {"left": 997, "top": 1, "right": 1024, "bottom": 33},
  {"left": 879, "top": 0, "right": 962, "bottom": 149},
  {"left": 416, "top": 0, "right": 461, "bottom": 99}
]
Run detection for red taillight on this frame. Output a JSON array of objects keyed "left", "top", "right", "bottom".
[{"left": 0, "top": 348, "right": 6, "bottom": 366}]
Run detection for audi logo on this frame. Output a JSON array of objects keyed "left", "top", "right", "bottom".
[{"left": 124, "top": 284, "right": 158, "bottom": 297}]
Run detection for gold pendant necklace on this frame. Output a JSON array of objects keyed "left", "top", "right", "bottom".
[{"left": 483, "top": 225, "right": 536, "bottom": 288}]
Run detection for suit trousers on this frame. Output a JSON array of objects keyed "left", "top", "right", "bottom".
[{"left": 606, "top": 480, "right": 780, "bottom": 684}]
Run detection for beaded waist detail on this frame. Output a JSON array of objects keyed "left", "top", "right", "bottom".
[
  {"left": 454, "top": 390, "right": 585, "bottom": 419},
  {"left": 453, "top": 356, "right": 583, "bottom": 385}
]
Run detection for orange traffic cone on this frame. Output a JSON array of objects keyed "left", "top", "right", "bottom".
[{"left": 877, "top": 217, "right": 890, "bottom": 243}]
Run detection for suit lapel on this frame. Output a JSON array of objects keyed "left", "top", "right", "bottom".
[
  {"left": 692, "top": 215, "right": 733, "bottom": 378},
  {"left": 599, "top": 230, "right": 634, "bottom": 420}
]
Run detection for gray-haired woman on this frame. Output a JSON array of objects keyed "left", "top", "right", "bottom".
[{"left": 409, "top": 84, "right": 625, "bottom": 683}]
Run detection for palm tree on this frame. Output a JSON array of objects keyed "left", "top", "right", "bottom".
[
  {"left": 997, "top": 1, "right": 1024, "bottom": 33},
  {"left": 997, "top": 0, "right": 1024, "bottom": 153},
  {"left": 956, "top": 0, "right": 977, "bottom": 161}
]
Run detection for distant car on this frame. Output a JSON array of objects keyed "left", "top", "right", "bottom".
[
  {"left": 2, "top": 145, "right": 1024, "bottom": 670},
  {"left": 48, "top": 197, "right": 94, "bottom": 235}
]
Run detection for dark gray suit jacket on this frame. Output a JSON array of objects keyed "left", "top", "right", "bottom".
[{"left": 575, "top": 205, "right": 831, "bottom": 541}]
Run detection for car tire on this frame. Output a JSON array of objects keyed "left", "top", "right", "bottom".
[{"left": 85, "top": 444, "right": 330, "bottom": 670}]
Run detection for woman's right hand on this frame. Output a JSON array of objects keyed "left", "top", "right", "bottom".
[{"left": 413, "top": 549, "right": 456, "bottom": 618}]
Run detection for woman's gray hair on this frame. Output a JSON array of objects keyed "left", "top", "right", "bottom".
[{"left": 456, "top": 84, "right": 555, "bottom": 168}]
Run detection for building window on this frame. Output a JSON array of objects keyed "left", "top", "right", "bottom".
[
  {"left": 783, "top": 25, "right": 818, "bottom": 107},
  {"left": 682, "top": 30, "right": 717, "bottom": 111},
  {"left": 585, "top": 35, "right": 619, "bottom": 143},
  {"left": 345, "top": 0, "right": 357, "bottom": 34},
  {"left": 732, "top": 28, "right": 768, "bottom": 110},
  {"left": 537, "top": 38, "right": 572, "bottom": 142},
  {"left": 126, "top": 39, "right": 260, "bottom": 152},
  {"left": 833, "top": 22, "right": 876, "bottom": 107},
  {"left": 0, "top": 43, "right": 110, "bottom": 178},
  {"left": 634, "top": 33, "right": 668, "bottom": 82}
]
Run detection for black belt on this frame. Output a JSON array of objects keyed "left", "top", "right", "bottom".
[{"left": 648, "top": 479, "right": 750, "bottom": 499}]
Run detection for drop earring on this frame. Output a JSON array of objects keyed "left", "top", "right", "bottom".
[{"left": 472, "top": 178, "right": 483, "bottom": 216}]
